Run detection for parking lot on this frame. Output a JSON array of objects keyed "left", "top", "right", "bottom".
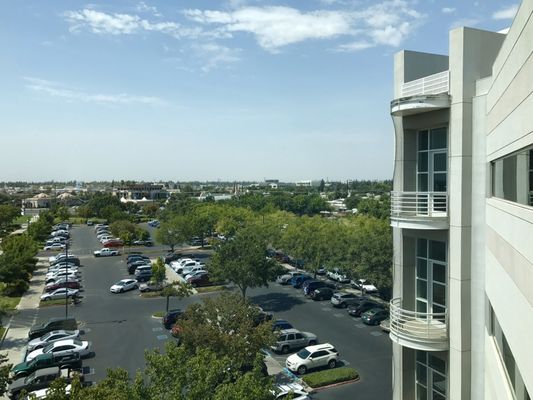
[{"left": 32, "top": 225, "right": 391, "bottom": 399}]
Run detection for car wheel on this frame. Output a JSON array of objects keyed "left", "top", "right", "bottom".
[
  {"left": 281, "top": 345, "right": 290, "bottom": 354},
  {"left": 297, "top": 365, "right": 307, "bottom": 375},
  {"left": 120, "top": 288, "right": 124, "bottom": 293},
  {"left": 43, "top": 297, "right": 50, "bottom": 301},
  {"left": 328, "top": 359, "right": 337, "bottom": 369}
]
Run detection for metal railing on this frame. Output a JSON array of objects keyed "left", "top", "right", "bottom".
[
  {"left": 390, "top": 191, "right": 448, "bottom": 218},
  {"left": 389, "top": 298, "right": 448, "bottom": 346},
  {"left": 401, "top": 71, "right": 449, "bottom": 98}
]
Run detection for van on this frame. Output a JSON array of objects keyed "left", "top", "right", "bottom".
[{"left": 28, "top": 318, "right": 77, "bottom": 340}]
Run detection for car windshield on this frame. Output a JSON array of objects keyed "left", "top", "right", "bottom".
[
  {"left": 43, "top": 343, "right": 54, "bottom": 352},
  {"left": 116, "top": 281, "right": 126, "bottom": 286},
  {"left": 296, "top": 349, "right": 310, "bottom": 360},
  {"left": 73, "top": 340, "right": 82, "bottom": 346}
]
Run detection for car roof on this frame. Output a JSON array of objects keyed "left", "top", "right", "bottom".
[
  {"left": 34, "top": 367, "right": 60, "bottom": 376},
  {"left": 279, "top": 328, "right": 300, "bottom": 335},
  {"left": 305, "top": 343, "right": 335, "bottom": 352}
]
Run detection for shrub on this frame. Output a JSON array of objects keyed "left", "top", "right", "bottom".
[{"left": 302, "top": 367, "right": 359, "bottom": 388}]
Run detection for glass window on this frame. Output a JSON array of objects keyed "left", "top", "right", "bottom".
[
  {"left": 417, "top": 239, "right": 428, "bottom": 257},
  {"left": 433, "top": 153, "right": 447, "bottom": 172},
  {"left": 429, "top": 241, "right": 446, "bottom": 262},
  {"left": 432, "top": 283, "right": 446, "bottom": 306},
  {"left": 417, "top": 259, "right": 428, "bottom": 279},
  {"left": 433, "top": 173, "right": 447, "bottom": 192},
  {"left": 419, "top": 152, "right": 428, "bottom": 172},
  {"left": 418, "top": 173, "right": 429, "bottom": 191},
  {"left": 417, "top": 363, "right": 428, "bottom": 385},
  {"left": 430, "top": 128, "right": 447, "bottom": 149},
  {"left": 491, "top": 145, "right": 533, "bottom": 207},
  {"left": 417, "top": 279, "right": 427, "bottom": 299},
  {"left": 433, "top": 263, "right": 446, "bottom": 283},
  {"left": 419, "top": 131, "right": 429, "bottom": 151}
]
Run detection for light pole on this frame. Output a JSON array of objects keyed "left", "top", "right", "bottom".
[
  {"left": 359, "top": 278, "right": 367, "bottom": 296},
  {"left": 64, "top": 240, "right": 69, "bottom": 318}
]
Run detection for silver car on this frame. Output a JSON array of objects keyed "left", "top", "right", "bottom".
[
  {"left": 40, "top": 288, "right": 79, "bottom": 301},
  {"left": 271, "top": 328, "right": 318, "bottom": 354},
  {"left": 27, "top": 330, "right": 80, "bottom": 352}
]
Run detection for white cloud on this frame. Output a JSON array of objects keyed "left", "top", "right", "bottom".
[
  {"left": 136, "top": 2, "right": 162, "bottom": 17},
  {"left": 193, "top": 43, "right": 241, "bottom": 72},
  {"left": 184, "top": 1, "right": 424, "bottom": 51},
  {"left": 335, "top": 41, "right": 374, "bottom": 52},
  {"left": 441, "top": 7, "right": 456, "bottom": 14},
  {"left": 492, "top": 4, "right": 518, "bottom": 20},
  {"left": 450, "top": 18, "right": 479, "bottom": 29},
  {"left": 24, "top": 77, "right": 165, "bottom": 106}
]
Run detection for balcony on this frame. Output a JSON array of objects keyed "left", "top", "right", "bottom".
[
  {"left": 391, "top": 71, "right": 450, "bottom": 116},
  {"left": 390, "top": 191, "right": 448, "bottom": 229},
  {"left": 389, "top": 298, "right": 448, "bottom": 351}
]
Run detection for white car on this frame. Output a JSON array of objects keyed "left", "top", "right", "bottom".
[
  {"left": 110, "top": 279, "right": 138, "bottom": 293},
  {"left": 40, "top": 288, "right": 79, "bottom": 301},
  {"left": 276, "top": 271, "right": 304, "bottom": 285},
  {"left": 27, "top": 330, "right": 80, "bottom": 352},
  {"left": 46, "top": 268, "right": 80, "bottom": 279},
  {"left": 26, "top": 339, "right": 91, "bottom": 362},
  {"left": 93, "top": 248, "right": 119, "bottom": 257},
  {"left": 285, "top": 343, "right": 340, "bottom": 375},
  {"left": 44, "top": 243, "right": 66, "bottom": 251},
  {"left": 275, "top": 389, "right": 309, "bottom": 400},
  {"left": 175, "top": 260, "right": 201, "bottom": 274},
  {"left": 28, "top": 384, "right": 72, "bottom": 399},
  {"left": 351, "top": 279, "right": 378, "bottom": 293}
]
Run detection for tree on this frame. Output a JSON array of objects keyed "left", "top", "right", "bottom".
[
  {"left": 0, "top": 234, "right": 38, "bottom": 295},
  {"left": 0, "top": 204, "right": 19, "bottom": 233},
  {"left": 161, "top": 283, "right": 192, "bottom": 312},
  {"left": 155, "top": 216, "right": 190, "bottom": 252},
  {"left": 151, "top": 258, "right": 166, "bottom": 285},
  {"left": 175, "top": 293, "right": 275, "bottom": 370},
  {"left": 0, "top": 353, "right": 10, "bottom": 397},
  {"left": 209, "top": 225, "right": 280, "bottom": 298}
]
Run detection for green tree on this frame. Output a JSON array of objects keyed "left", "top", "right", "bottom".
[
  {"left": 0, "top": 234, "right": 38, "bottom": 295},
  {"left": 161, "top": 283, "right": 192, "bottom": 312},
  {"left": 209, "top": 225, "right": 280, "bottom": 298},
  {"left": 151, "top": 258, "right": 166, "bottom": 285},
  {"left": 0, "top": 353, "right": 11, "bottom": 397},
  {"left": 176, "top": 293, "right": 275, "bottom": 370},
  {"left": 155, "top": 216, "right": 190, "bottom": 252},
  {"left": 0, "top": 204, "right": 19, "bottom": 234}
]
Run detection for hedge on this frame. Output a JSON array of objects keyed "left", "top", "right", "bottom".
[{"left": 302, "top": 367, "right": 359, "bottom": 388}]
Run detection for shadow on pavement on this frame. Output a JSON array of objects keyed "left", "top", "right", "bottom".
[{"left": 250, "top": 292, "right": 306, "bottom": 313}]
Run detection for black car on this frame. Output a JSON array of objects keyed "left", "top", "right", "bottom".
[
  {"left": 310, "top": 287, "right": 335, "bottom": 301},
  {"left": 348, "top": 300, "right": 385, "bottom": 317},
  {"left": 164, "top": 252, "right": 183, "bottom": 264},
  {"left": 163, "top": 309, "right": 183, "bottom": 329},
  {"left": 303, "top": 281, "right": 336, "bottom": 296},
  {"left": 128, "top": 260, "right": 151, "bottom": 274},
  {"left": 28, "top": 318, "right": 77, "bottom": 340}
]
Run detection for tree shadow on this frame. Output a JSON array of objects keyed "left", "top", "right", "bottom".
[{"left": 249, "top": 292, "right": 306, "bottom": 313}]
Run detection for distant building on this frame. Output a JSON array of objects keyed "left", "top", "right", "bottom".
[
  {"left": 22, "top": 193, "right": 51, "bottom": 209},
  {"left": 114, "top": 183, "right": 168, "bottom": 204}
]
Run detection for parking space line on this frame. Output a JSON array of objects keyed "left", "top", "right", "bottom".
[
  {"left": 152, "top": 327, "right": 163, "bottom": 332},
  {"left": 370, "top": 331, "right": 384, "bottom": 337},
  {"left": 333, "top": 313, "right": 344, "bottom": 318},
  {"left": 156, "top": 334, "right": 168, "bottom": 340},
  {"left": 354, "top": 323, "right": 365, "bottom": 329}
]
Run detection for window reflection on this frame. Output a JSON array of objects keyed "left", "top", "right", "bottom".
[{"left": 492, "top": 147, "right": 533, "bottom": 207}]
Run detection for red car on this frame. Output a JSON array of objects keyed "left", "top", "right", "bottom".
[
  {"left": 103, "top": 239, "right": 124, "bottom": 248},
  {"left": 45, "top": 281, "right": 81, "bottom": 292},
  {"left": 187, "top": 272, "right": 210, "bottom": 287}
]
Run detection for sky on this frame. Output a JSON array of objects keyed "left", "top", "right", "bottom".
[{"left": 0, "top": 0, "right": 519, "bottom": 182}]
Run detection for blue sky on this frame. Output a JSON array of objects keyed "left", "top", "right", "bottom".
[{"left": 0, "top": 0, "right": 519, "bottom": 182}]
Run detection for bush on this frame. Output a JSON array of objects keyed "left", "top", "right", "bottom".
[
  {"left": 3, "top": 280, "right": 29, "bottom": 297},
  {"left": 302, "top": 367, "right": 359, "bottom": 388}
]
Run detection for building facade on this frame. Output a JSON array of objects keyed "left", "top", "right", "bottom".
[{"left": 388, "top": 1, "right": 533, "bottom": 399}]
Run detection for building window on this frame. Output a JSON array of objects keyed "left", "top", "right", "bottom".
[
  {"left": 489, "top": 306, "right": 531, "bottom": 400},
  {"left": 417, "top": 128, "right": 448, "bottom": 193},
  {"left": 416, "top": 351, "right": 447, "bottom": 400},
  {"left": 416, "top": 239, "right": 447, "bottom": 315},
  {"left": 491, "top": 146, "right": 533, "bottom": 207}
]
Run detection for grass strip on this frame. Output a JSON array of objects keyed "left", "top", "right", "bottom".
[
  {"left": 195, "top": 285, "right": 228, "bottom": 293},
  {"left": 39, "top": 299, "right": 69, "bottom": 308},
  {"left": 302, "top": 367, "right": 359, "bottom": 388},
  {"left": 152, "top": 311, "right": 165, "bottom": 318},
  {"left": 0, "top": 295, "right": 22, "bottom": 311},
  {"left": 140, "top": 291, "right": 163, "bottom": 298}
]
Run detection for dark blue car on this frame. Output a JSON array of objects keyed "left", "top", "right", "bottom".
[
  {"left": 290, "top": 275, "right": 313, "bottom": 288},
  {"left": 272, "top": 319, "right": 293, "bottom": 331}
]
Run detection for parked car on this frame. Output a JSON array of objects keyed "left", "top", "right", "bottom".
[
  {"left": 380, "top": 318, "right": 391, "bottom": 332},
  {"left": 183, "top": 268, "right": 207, "bottom": 281},
  {"left": 45, "top": 274, "right": 79, "bottom": 285},
  {"left": 164, "top": 252, "right": 183, "bottom": 264},
  {"left": 27, "top": 330, "right": 80, "bottom": 352},
  {"left": 176, "top": 260, "right": 203, "bottom": 275},
  {"left": 11, "top": 352, "right": 82, "bottom": 379},
  {"left": 327, "top": 269, "right": 350, "bottom": 283},
  {"left": 276, "top": 271, "right": 304, "bottom": 285},
  {"left": 290, "top": 275, "right": 313, "bottom": 288},
  {"left": 26, "top": 339, "right": 91, "bottom": 362},
  {"left": 28, "top": 383, "right": 72, "bottom": 399},
  {"left": 315, "top": 266, "right": 326, "bottom": 275},
  {"left": 351, "top": 279, "right": 378, "bottom": 293},
  {"left": 162, "top": 309, "right": 183, "bottom": 329},
  {"left": 8, "top": 367, "right": 81, "bottom": 399},
  {"left": 272, "top": 319, "right": 293, "bottom": 331},
  {"left": 86, "top": 220, "right": 94, "bottom": 226},
  {"left": 28, "top": 318, "right": 78, "bottom": 340},
  {"left": 139, "top": 281, "right": 170, "bottom": 292},
  {"left": 50, "top": 257, "right": 79, "bottom": 267},
  {"left": 310, "top": 287, "right": 335, "bottom": 301},
  {"left": 133, "top": 239, "right": 153, "bottom": 247},
  {"left": 187, "top": 272, "right": 210, "bottom": 287},
  {"left": 148, "top": 220, "right": 160, "bottom": 227},
  {"left": 110, "top": 279, "right": 138, "bottom": 293},
  {"left": 347, "top": 300, "right": 384, "bottom": 317},
  {"left": 44, "top": 243, "right": 66, "bottom": 251},
  {"left": 303, "top": 281, "right": 335, "bottom": 296},
  {"left": 361, "top": 308, "right": 390, "bottom": 325},
  {"left": 40, "top": 288, "right": 79, "bottom": 302},
  {"left": 93, "top": 248, "right": 119, "bottom": 257},
  {"left": 102, "top": 239, "right": 124, "bottom": 248},
  {"left": 135, "top": 266, "right": 153, "bottom": 282},
  {"left": 44, "top": 281, "right": 80, "bottom": 292},
  {"left": 271, "top": 329, "right": 318, "bottom": 354},
  {"left": 330, "top": 292, "right": 365, "bottom": 308},
  {"left": 285, "top": 343, "right": 340, "bottom": 375},
  {"left": 274, "top": 389, "right": 309, "bottom": 400}
]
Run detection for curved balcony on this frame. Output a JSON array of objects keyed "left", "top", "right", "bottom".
[
  {"left": 389, "top": 298, "right": 448, "bottom": 351},
  {"left": 390, "top": 191, "right": 448, "bottom": 230}
]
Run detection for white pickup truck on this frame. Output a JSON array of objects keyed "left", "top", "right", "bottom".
[{"left": 93, "top": 248, "right": 119, "bottom": 257}]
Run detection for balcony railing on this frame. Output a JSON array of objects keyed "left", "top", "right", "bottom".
[
  {"left": 389, "top": 298, "right": 448, "bottom": 351},
  {"left": 391, "top": 191, "right": 448, "bottom": 219},
  {"left": 401, "top": 71, "right": 449, "bottom": 98}
]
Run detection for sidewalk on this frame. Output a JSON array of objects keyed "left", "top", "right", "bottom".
[{"left": 1, "top": 258, "right": 48, "bottom": 367}]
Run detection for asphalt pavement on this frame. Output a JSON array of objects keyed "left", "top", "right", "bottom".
[{"left": 26, "top": 225, "right": 391, "bottom": 399}]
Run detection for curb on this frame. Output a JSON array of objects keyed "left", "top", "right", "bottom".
[{"left": 307, "top": 376, "right": 360, "bottom": 393}]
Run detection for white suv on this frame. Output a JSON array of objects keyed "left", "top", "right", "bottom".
[{"left": 285, "top": 343, "right": 340, "bottom": 375}]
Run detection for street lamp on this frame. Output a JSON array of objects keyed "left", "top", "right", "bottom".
[
  {"left": 359, "top": 278, "right": 366, "bottom": 296},
  {"left": 65, "top": 240, "right": 69, "bottom": 318}
]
